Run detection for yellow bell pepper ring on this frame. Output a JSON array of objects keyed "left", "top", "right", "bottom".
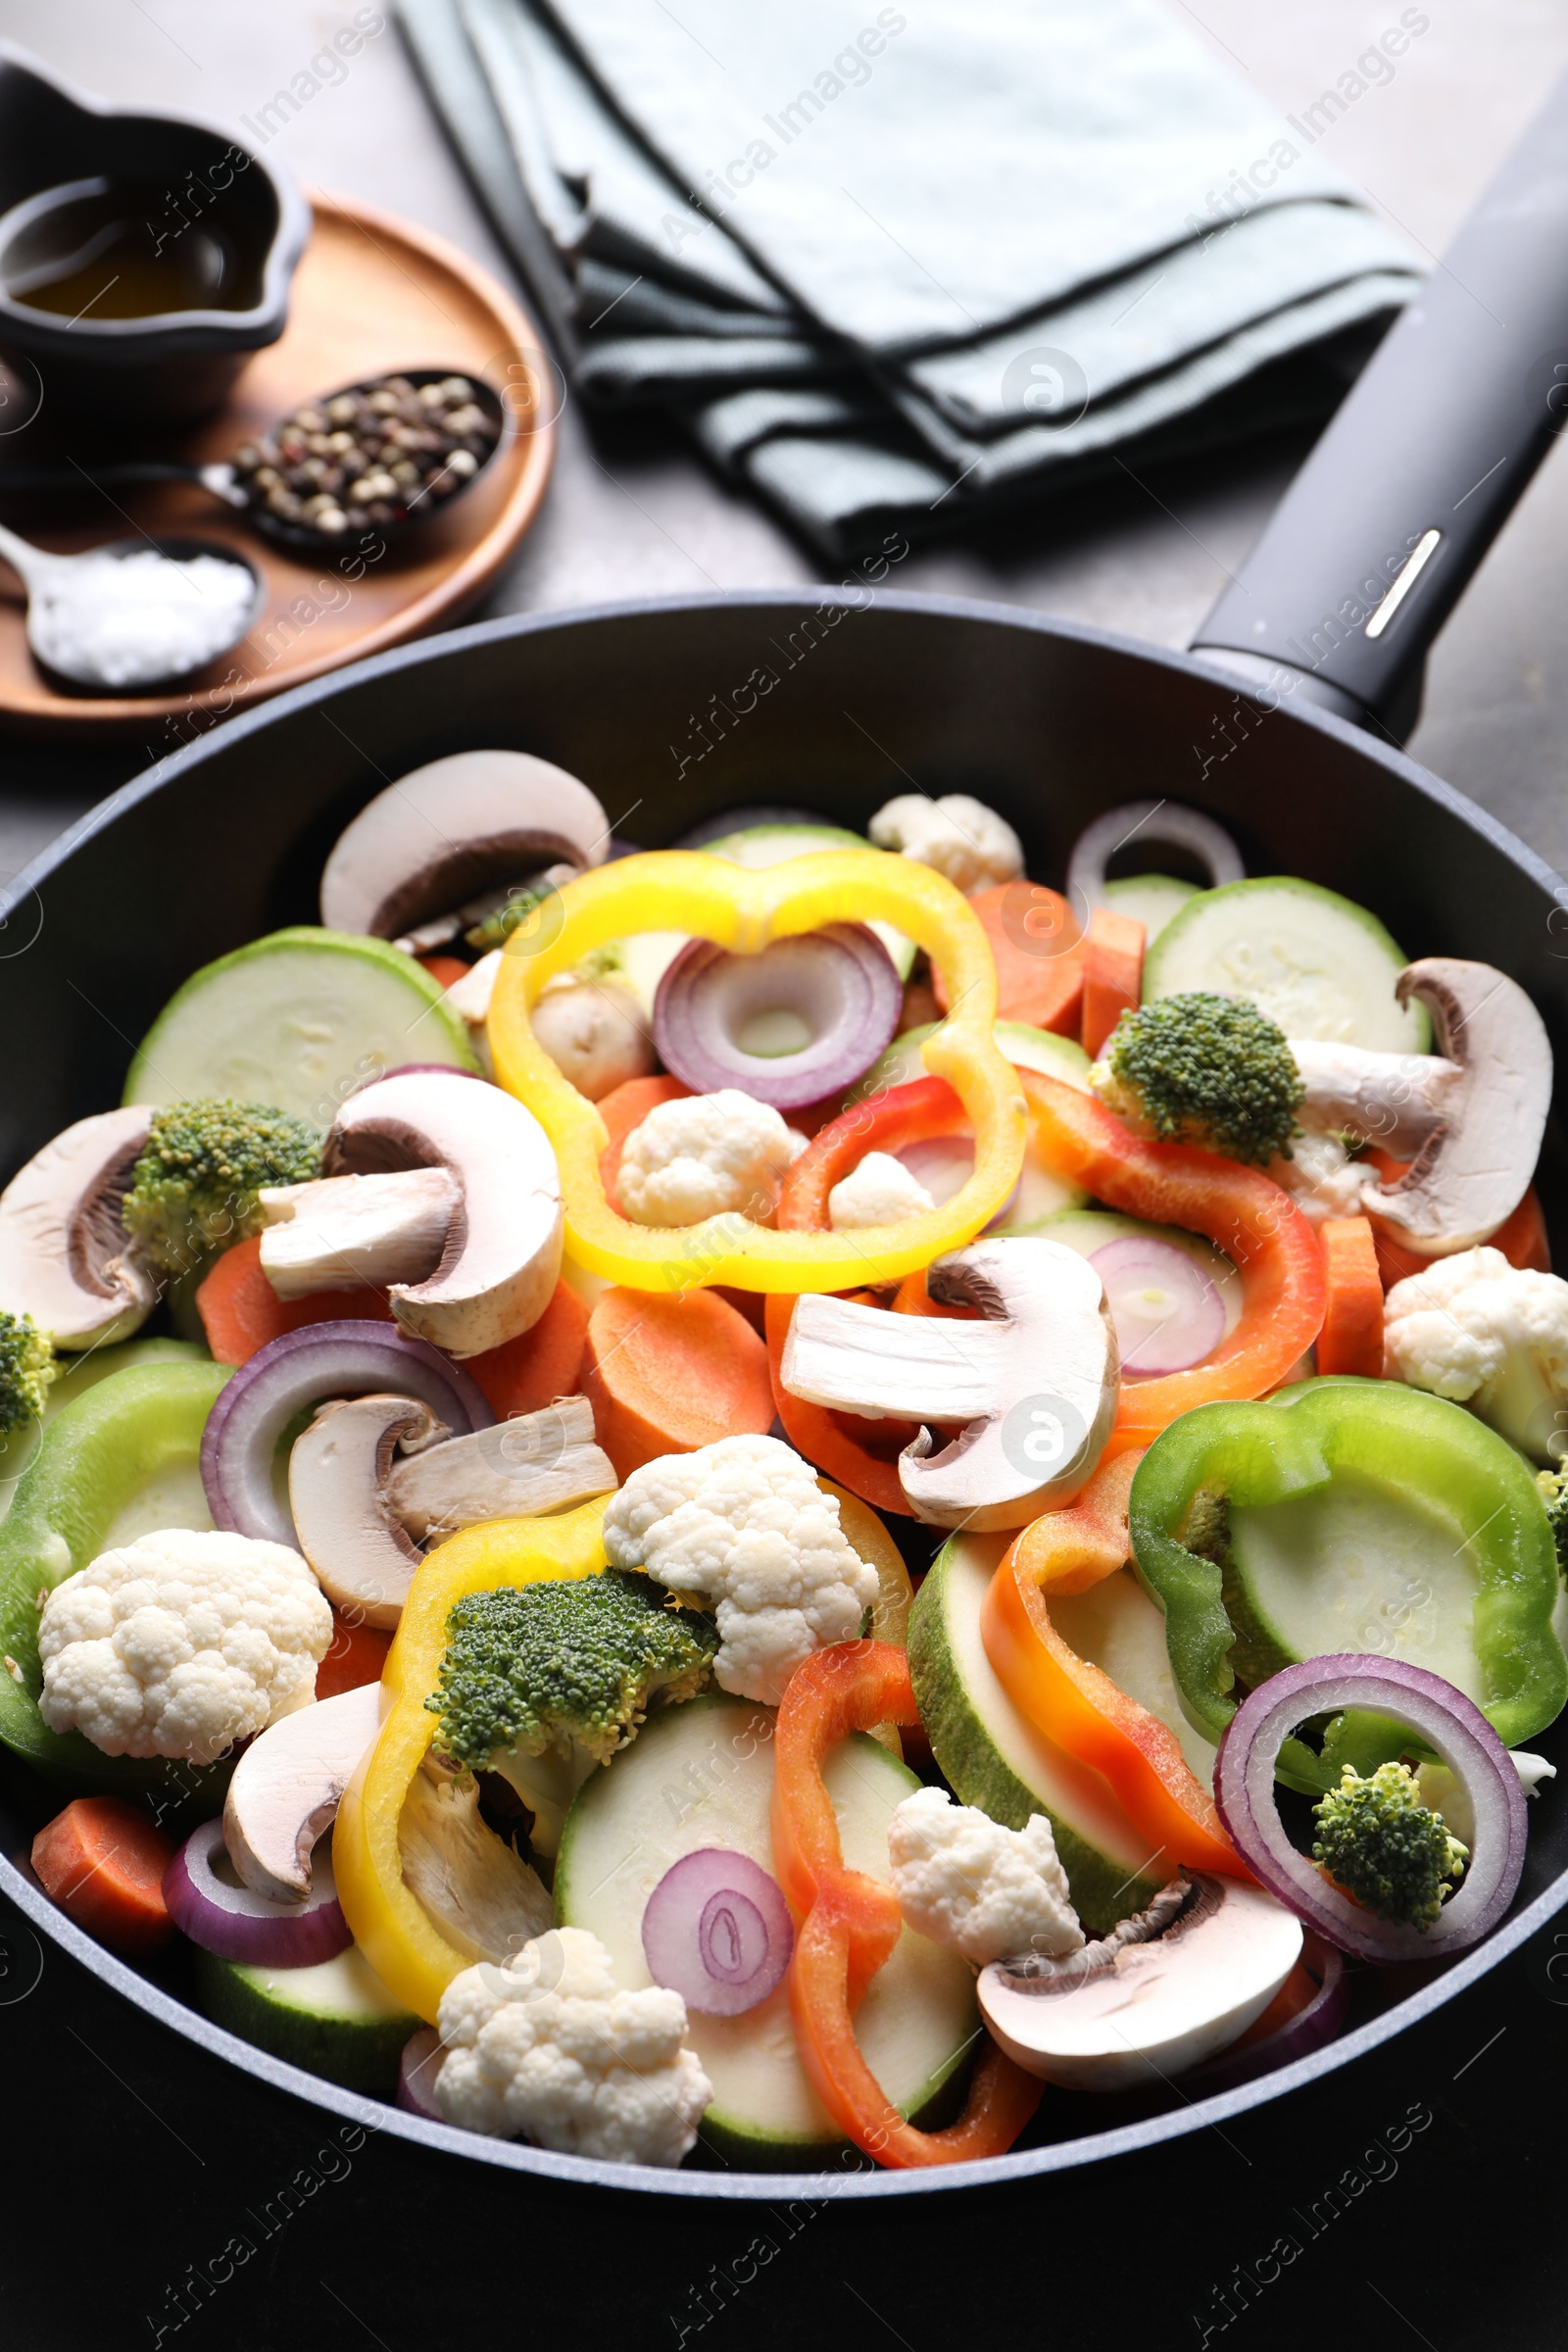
[
  {"left": 486, "top": 848, "right": 1027, "bottom": 1294},
  {"left": 333, "top": 1498, "right": 609, "bottom": 2023}
]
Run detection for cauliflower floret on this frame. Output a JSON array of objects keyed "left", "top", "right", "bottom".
[
  {"left": 433, "top": 1926, "right": 712, "bottom": 2165},
  {"left": 828, "top": 1151, "right": 935, "bottom": 1232},
  {"left": 1383, "top": 1246, "right": 1568, "bottom": 1462},
  {"left": 37, "top": 1528, "right": 331, "bottom": 1763},
  {"left": 869, "top": 794, "right": 1023, "bottom": 896},
  {"left": 602, "top": 1434, "right": 879, "bottom": 1703},
  {"left": 616, "top": 1091, "right": 806, "bottom": 1227},
  {"left": 887, "top": 1787, "right": 1084, "bottom": 1965},
  {"left": 1267, "top": 1129, "right": 1369, "bottom": 1226}
]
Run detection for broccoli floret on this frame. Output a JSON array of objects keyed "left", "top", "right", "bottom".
[
  {"left": 122, "top": 1100, "right": 321, "bottom": 1276},
  {"left": 426, "top": 1570, "right": 717, "bottom": 1857},
  {"left": 466, "top": 880, "right": 558, "bottom": 954},
  {"left": 1311, "top": 1760, "right": 1467, "bottom": 1931},
  {"left": 0, "top": 1310, "right": 54, "bottom": 1438},
  {"left": 1537, "top": 1468, "right": 1568, "bottom": 1584},
  {"left": 1092, "top": 992, "right": 1303, "bottom": 1167}
]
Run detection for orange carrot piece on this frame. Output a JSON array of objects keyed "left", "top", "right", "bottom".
[
  {"left": 196, "top": 1235, "right": 395, "bottom": 1367},
  {"left": 596, "top": 1074, "right": 692, "bottom": 1208},
  {"left": 316, "top": 1612, "right": 393, "bottom": 1700},
  {"left": 931, "top": 880, "right": 1085, "bottom": 1034},
  {"left": 1317, "top": 1215, "right": 1384, "bottom": 1376},
  {"left": 416, "top": 955, "right": 471, "bottom": 992},
  {"left": 31, "top": 1796, "right": 175, "bottom": 1954},
  {"left": 1080, "top": 905, "right": 1146, "bottom": 1057},
  {"left": 583, "top": 1285, "right": 774, "bottom": 1479},
  {"left": 466, "top": 1278, "right": 589, "bottom": 1419}
]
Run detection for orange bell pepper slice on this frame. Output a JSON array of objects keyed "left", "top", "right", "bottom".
[
  {"left": 772, "top": 1642, "right": 1043, "bottom": 2169},
  {"left": 981, "top": 1452, "right": 1245, "bottom": 1879},
  {"left": 1019, "top": 1069, "right": 1326, "bottom": 1448}
]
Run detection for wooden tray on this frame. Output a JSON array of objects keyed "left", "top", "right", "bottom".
[{"left": 0, "top": 192, "right": 556, "bottom": 742}]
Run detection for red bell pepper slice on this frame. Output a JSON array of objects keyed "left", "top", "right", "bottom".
[
  {"left": 1018, "top": 1070, "right": 1326, "bottom": 1448},
  {"left": 981, "top": 1451, "right": 1245, "bottom": 1878},
  {"left": 772, "top": 1641, "right": 1043, "bottom": 2168},
  {"left": 765, "top": 1078, "right": 974, "bottom": 1511}
]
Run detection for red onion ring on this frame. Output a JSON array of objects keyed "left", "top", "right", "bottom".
[
  {"left": 164, "top": 1817, "right": 352, "bottom": 1965},
  {"left": 1066, "top": 801, "right": 1245, "bottom": 914},
  {"left": 397, "top": 2025, "right": 446, "bottom": 2119},
  {"left": 1184, "top": 1931, "right": 1348, "bottom": 2094},
  {"left": 653, "top": 924, "right": 902, "bottom": 1109},
  {"left": 1089, "top": 1235, "right": 1225, "bottom": 1375},
  {"left": 1213, "top": 1655, "right": 1527, "bottom": 1963},
  {"left": 641, "top": 1847, "right": 794, "bottom": 2015},
  {"left": 200, "top": 1321, "right": 493, "bottom": 1545}
]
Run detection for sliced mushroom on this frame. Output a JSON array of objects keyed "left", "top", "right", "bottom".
[
  {"left": 978, "top": 1874, "right": 1302, "bottom": 2091},
  {"left": 222, "top": 1680, "right": 383, "bottom": 1902},
  {"left": 288, "top": 1394, "right": 449, "bottom": 1626},
  {"left": 1355, "top": 958, "right": 1552, "bottom": 1255},
  {"left": 318, "top": 750, "right": 610, "bottom": 943},
  {"left": 288, "top": 1393, "right": 616, "bottom": 1625},
  {"left": 321, "top": 1068, "right": 563, "bottom": 1355},
  {"left": 386, "top": 1395, "right": 617, "bottom": 1542},
  {"left": 1289, "top": 1040, "right": 1463, "bottom": 1157},
  {"left": 399, "top": 1761, "right": 552, "bottom": 1962},
  {"left": 258, "top": 1166, "right": 463, "bottom": 1298},
  {"left": 780, "top": 1237, "right": 1119, "bottom": 1531},
  {"left": 0, "top": 1106, "right": 158, "bottom": 1348}
]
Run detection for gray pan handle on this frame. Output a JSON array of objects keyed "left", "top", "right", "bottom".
[{"left": 1190, "top": 70, "right": 1568, "bottom": 740}]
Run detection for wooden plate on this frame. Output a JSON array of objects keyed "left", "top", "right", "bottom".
[{"left": 0, "top": 192, "right": 556, "bottom": 742}]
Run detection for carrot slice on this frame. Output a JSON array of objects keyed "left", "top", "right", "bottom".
[
  {"left": 1316, "top": 1215, "right": 1384, "bottom": 1376},
  {"left": 196, "top": 1234, "right": 395, "bottom": 1366},
  {"left": 1079, "top": 905, "right": 1146, "bottom": 1058},
  {"left": 466, "top": 1278, "right": 588, "bottom": 1420},
  {"left": 31, "top": 1796, "right": 175, "bottom": 1954},
  {"left": 596, "top": 1074, "right": 692, "bottom": 1208},
  {"left": 931, "top": 880, "right": 1085, "bottom": 1033},
  {"left": 416, "top": 955, "right": 471, "bottom": 991},
  {"left": 316, "top": 1612, "right": 393, "bottom": 1699},
  {"left": 583, "top": 1285, "right": 774, "bottom": 1479}
]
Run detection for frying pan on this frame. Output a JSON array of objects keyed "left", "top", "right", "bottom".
[{"left": 3, "top": 74, "right": 1568, "bottom": 2214}]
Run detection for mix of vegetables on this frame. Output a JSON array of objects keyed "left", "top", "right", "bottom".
[{"left": 6, "top": 742, "right": 1566, "bottom": 2176}]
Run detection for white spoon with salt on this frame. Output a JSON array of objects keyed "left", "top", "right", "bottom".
[{"left": 0, "top": 520, "right": 262, "bottom": 693}]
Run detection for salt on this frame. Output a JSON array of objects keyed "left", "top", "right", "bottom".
[{"left": 28, "top": 546, "right": 257, "bottom": 689}]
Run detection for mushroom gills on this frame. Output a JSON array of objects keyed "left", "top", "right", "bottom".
[
  {"left": 318, "top": 750, "right": 611, "bottom": 943},
  {"left": 1289, "top": 1040, "right": 1462, "bottom": 1158},
  {"left": 223, "top": 1680, "right": 383, "bottom": 1903},
  {"left": 0, "top": 1106, "right": 158, "bottom": 1348},
  {"left": 780, "top": 1238, "right": 1120, "bottom": 1531},
  {"left": 398, "top": 1762, "right": 552, "bottom": 1963},
  {"left": 322, "top": 1068, "right": 564, "bottom": 1356},
  {"left": 385, "top": 1395, "right": 617, "bottom": 1543},
  {"left": 258, "top": 1166, "right": 463, "bottom": 1298},
  {"left": 288, "top": 1393, "right": 616, "bottom": 1626},
  {"left": 288, "top": 1393, "right": 447, "bottom": 1628},
  {"left": 1355, "top": 958, "right": 1553, "bottom": 1255},
  {"left": 978, "top": 1873, "right": 1302, "bottom": 2092}
]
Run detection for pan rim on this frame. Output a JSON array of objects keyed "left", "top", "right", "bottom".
[{"left": 3, "top": 584, "right": 1563, "bottom": 2196}]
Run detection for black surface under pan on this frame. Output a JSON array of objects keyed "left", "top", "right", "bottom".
[{"left": 6, "top": 71, "right": 1568, "bottom": 2293}]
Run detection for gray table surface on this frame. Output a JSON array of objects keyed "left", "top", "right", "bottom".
[{"left": 4, "top": 0, "right": 1568, "bottom": 885}]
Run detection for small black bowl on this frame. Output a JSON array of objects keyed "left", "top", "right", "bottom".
[{"left": 0, "top": 44, "right": 308, "bottom": 427}]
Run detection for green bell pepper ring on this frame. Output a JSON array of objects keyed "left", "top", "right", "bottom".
[
  {"left": 1129, "top": 1375, "right": 1566, "bottom": 1790},
  {"left": 0, "top": 1360, "right": 232, "bottom": 1818}
]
